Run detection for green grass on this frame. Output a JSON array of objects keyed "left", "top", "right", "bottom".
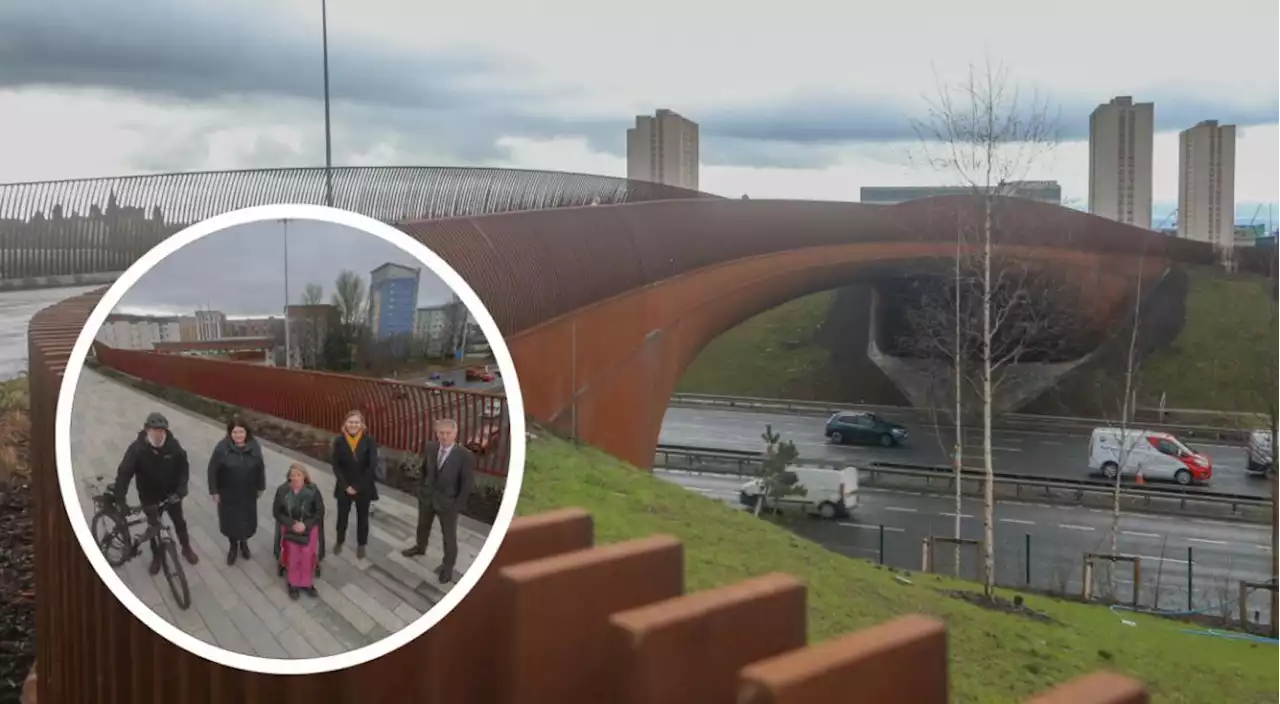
[
  {"left": 676, "top": 291, "right": 834, "bottom": 397},
  {"left": 518, "top": 431, "right": 1278, "bottom": 704},
  {"left": 1140, "top": 269, "right": 1277, "bottom": 414}
]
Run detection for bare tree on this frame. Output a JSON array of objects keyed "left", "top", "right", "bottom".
[
  {"left": 331, "top": 270, "right": 367, "bottom": 328},
  {"left": 912, "top": 58, "right": 1058, "bottom": 597},
  {"left": 301, "top": 282, "right": 324, "bottom": 305}
]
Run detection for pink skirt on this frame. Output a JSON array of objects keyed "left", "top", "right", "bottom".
[{"left": 279, "top": 525, "right": 319, "bottom": 588}]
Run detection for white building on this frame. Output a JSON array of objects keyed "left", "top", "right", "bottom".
[
  {"left": 1177, "top": 120, "right": 1237, "bottom": 250},
  {"left": 194, "top": 310, "right": 226, "bottom": 341},
  {"left": 96, "top": 314, "right": 183, "bottom": 350},
  {"left": 1088, "top": 96, "right": 1154, "bottom": 229},
  {"left": 626, "top": 109, "right": 700, "bottom": 191}
]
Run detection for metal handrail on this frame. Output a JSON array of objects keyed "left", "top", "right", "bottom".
[
  {"left": 668, "top": 392, "right": 1256, "bottom": 444},
  {"left": 652, "top": 445, "right": 1273, "bottom": 509}
]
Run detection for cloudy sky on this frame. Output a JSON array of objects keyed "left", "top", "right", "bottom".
[
  {"left": 113, "top": 218, "right": 455, "bottom": 317},
  {"left": 0, "top": 0, "right": 1275, "bottom": 220}
]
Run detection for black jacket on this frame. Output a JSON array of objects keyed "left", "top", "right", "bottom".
[
  {"left": 330, "top": 433, "right": 380, "bottom": 501},
  {"left": 113, "top": 430, "right": 190, "bottom": 506},
  {"left": 272, "top": 481, "right": 327, "bottom": 558}
]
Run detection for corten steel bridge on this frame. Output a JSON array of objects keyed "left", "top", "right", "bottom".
[{"left": 21, "top": 170, "right": 1244, "bottom": 702}]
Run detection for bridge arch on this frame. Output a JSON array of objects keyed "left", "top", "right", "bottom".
[{"left": 396, "top": 195, "right": 1193, "bottom": 467}]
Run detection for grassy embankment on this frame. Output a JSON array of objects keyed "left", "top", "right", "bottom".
[
  {"left": 676, "top": 291, "right": 834, "bottom": 398},
  {"left": 518, "top": 430, "right": 1277, "bottom": 703},
  {"left": 676, "top": 270, "right": 1276, "bottom": 417},
  {"left": 1138, "top": 269, "right": 1276, "bottom": 420}
]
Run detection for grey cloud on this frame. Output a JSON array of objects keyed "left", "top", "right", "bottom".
[
  {"left": 2, "top": 0, "right": 1276, "bottom": 174},
  {"left": 115, "top": 219, "right": 457, "bottom": 316},
  {"left": 0, "top": 0, "right": 538, "bottom": 111}
]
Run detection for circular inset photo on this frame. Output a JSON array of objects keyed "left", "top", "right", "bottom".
[{"left": 54, "top": 204, "right": 526, "bottom": 675}]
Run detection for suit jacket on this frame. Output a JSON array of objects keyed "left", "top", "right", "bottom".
[
  {"left": 418, "top": 440, "right": 476, "bottom": 514},
  {"left": 331, "top": 433, "right": 380, "bottom": 501}
]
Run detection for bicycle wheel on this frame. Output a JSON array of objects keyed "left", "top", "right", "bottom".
[
  {"left": 91, "top": 511, "right": 131, "bottom": 567},
  {"left": 159, "top": 539, "right": 192, "bottom": 610}
]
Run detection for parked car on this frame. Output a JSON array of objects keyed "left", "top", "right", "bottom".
[
  {"left": 1246, "top": 429, "right": 1274, "bottom": 478},
  {"left": 739, "top": 466, "right": 859, "bottom": 520},
  {"left": 441, "top": 379, "right": 456, "bottom": 387},
  {"left": 428, "top": 371, "right": 443, "bottom": 381},
  {"left": 824, "top": 412, "right": 908, "bottom": 447},
  {"left": 466, "top": 366, "right": 494, "bottom": 383},
  {"left": 1087, "top": 427, "right": 1212, "bottom": 485}
]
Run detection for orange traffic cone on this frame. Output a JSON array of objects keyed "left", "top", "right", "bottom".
[{"left": 1134, "top": 470, "right": 1145, "bottom": 486}]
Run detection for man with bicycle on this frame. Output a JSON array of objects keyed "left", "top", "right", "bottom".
[{"left": 110, "top": 412, "right": 200, "bottom": 573}]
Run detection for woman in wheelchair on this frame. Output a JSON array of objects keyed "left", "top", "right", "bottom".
[{"left": 272, "top": 463, "right": 326, "bottom": 599}]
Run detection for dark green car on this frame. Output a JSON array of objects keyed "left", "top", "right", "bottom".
[{"left": 825, "top": 411, "right": 908, "bottom": 448}]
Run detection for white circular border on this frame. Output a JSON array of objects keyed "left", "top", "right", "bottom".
[{"left": 54, "top": 204, "right": 528, "bottom": 675}]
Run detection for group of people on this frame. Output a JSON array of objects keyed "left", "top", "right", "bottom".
[{"left": 110, "top": 408, "right": 478, "bottom": 601}]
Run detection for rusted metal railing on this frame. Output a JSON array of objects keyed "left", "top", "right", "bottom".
[
  {"left": 0, "top": 166, "right": 715, "bottom": 279},
  {"left": 91, "top": 342, "right": 511, "bottom": 477}
]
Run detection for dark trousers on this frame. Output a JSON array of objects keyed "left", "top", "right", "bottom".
[
  {"left": 335, "top": 495, "right": 371, "bottom": 546},
  {"left": 143, "top": 500, "right": 190, "bottom": 554},
  {"left": 415, "top": 498, "right": 459, "bottom": 569}
]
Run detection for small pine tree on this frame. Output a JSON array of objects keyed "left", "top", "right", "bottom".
[{"left": 753, "top": 424, "right": 806, "bottom": 517}]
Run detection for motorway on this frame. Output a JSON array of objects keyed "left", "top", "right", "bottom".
[
  {"left": 658, "top": 469, "right": 1276, "bottom": 617},
  {"left": 660, "top": 406, "right": 1271, "bottom": 498},
  {"left": 0, "top": 286, "right": 101, "bottom": 379}
]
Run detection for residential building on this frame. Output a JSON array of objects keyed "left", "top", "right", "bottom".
[
  {"left": 626, "top": 109, "right": 700, "bottom": 190},
  {"left": 194, "top": 309, "right": 226, "bottom": 341},
  {"left": 367, "top": 263, "right": 420, "bottom": 340},
  {"left": 1177, "top": 120, "right": 1237, "bottom": 250},
  {"left": 1088, "top": 96, "right": 1155, "bottom": 229},
  {"left": 95, "top": 314, "right": 182, "bottom": 351},
  {"left": 153, "top": 337, "right": 275, "bottom": 365},
  {"left": 859, "top": 181, "right": 1063, "bottom": 205},
  {"left": 178, "top": 316, "right": 199, "bottom": 342},
  {"left": 224, "top": 316, "right": 283, "bottom": 339}
]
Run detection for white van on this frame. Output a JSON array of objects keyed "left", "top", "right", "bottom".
[
  {"left": 739, "top": 466, "right": 859, "bottom": 519},
  {"left": 1087, "top": 427, "right": 1213, "bottom": 485},
  {"left": 1246, "top": 429, "right": 1273, "bottom": 476}
]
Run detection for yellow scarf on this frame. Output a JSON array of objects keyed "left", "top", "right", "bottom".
[{"left": 345, "top": 431, "right": 363, "bottom": 454}]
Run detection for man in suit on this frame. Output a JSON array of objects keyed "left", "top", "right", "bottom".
[{"left": 401, "top": 418, "right": 476, "bottom": 584}]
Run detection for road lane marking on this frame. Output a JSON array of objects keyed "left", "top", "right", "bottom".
[
  {"left": 1187, "top": 538, "right": 1228, "bottom": 546},
  {"left": 884, "top": 506, "right": 918, "bottom": 513},
  {"left": 1121, "top": 531, "right": 1162, "bottom": 539},
  {"left": 999, "top": 518, "right": 1035, "bottom": 525},
  {"left": 838, "top": 523, "right": 906, "bottom": 533},
  {"left": 1059, "top": 524, "right": 1095, "bottom": 532},
  {"left": 940, "top": 512, "right": 974, "bottom": 519}
]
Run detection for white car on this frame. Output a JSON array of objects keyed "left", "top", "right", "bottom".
[
  {"left": 1087, "top": 427, "right": 1212, "bottom": 485},
  {"left": 1246, "top": 429, "right": 1274, "bottom": 477},
  {"left": 739, "top": 466, "right": 859, "bottom": 519}
]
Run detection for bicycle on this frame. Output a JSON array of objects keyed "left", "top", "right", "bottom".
[{"left": 90, "top": 487, "right": 192, "bottom": 610}]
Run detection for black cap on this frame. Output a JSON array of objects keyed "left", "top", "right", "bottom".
[{"left": 144, "top": 412, "right": 169, "bottom": 430}]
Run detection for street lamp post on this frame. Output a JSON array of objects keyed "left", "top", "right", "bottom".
[
  {"left": 321, "top": 0, "right": 335, "bottom": 207},
  {"left": 283, "top": 219, "right": 292, "bottom": 368}
]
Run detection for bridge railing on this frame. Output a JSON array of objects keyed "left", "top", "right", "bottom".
[
  {"left": 93, "top": 342, "right": 512, "bottom": 477},
  {"left": 0, "top": 166, "right": 716, "bottom": 279}
]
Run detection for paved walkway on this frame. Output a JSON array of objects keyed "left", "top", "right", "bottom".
[{"left": 70, "top": 368, "right": 490, "bottom": 659}]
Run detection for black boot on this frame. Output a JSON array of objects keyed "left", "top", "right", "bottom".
[
  {"left": 226, "top": 543, "right": 237, "bottom": 566},
  {"left": 239, "top": 540, "right": 251, "bottom": 559},
  {"left": 288, "top": 586, "right": 300, "bottom": 600}
]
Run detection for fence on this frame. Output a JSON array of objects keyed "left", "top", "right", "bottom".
[
  {"left": 0, "top": 166, "right": 715, "bottom": 279},
  {"left": 669, "top": 392, "right": 1257, "bottom": 444},
  {"left": 653, "top": 448, "right": 1277, "bottom": 628},
  {"left": 93, "top": 342, "right": 512, "bottom": 477}
]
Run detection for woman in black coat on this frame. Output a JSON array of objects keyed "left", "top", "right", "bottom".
[
  {"left": 330, "top": 410, "right": 379, "bottom": 561},
  {"left": 208, "top": 417, "right": 266, "bottom": 566}
]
